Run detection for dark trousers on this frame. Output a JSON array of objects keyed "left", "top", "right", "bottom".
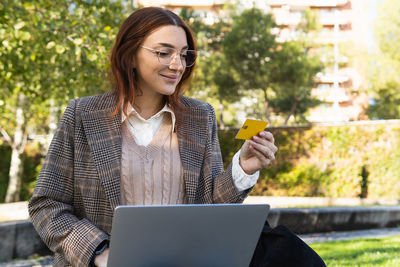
[{"left": 250, "top": 222, "right": 326, "bottom": 267}]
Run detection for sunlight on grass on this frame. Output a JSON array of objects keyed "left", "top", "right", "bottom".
[{"left": 310, "top": 235, "right": 400, "bottom": 267}]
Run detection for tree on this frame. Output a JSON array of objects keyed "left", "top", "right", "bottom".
[
  {"left": 202, "top": 52, "right": 241, "bottom": 129},
  {"left": 0, "top": 0, "right": 127, "bottom": 202},
  {"left": 269, "top": 42, "right": 322, "bottom": 125},
  {"left": 367, "top": 0, "right": 400, "bottom": 119},
  {"left": 223, "top": 7, "right": 323, "bottom": 126},
  {"left": 367, "top": 81, "right": 400, "bottom": 119},
  {"left": 180, "top": 6, "right": 241, "bottom": 128},
  {"left": 223, "top": 8, "right": 277, "bottom": 124}
]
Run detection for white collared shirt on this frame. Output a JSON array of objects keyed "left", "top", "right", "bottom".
[{"left": 121, "top": 103, "right": 259, "bottom": 192}]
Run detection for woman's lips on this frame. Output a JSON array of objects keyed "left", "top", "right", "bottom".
[{"left": 160, "top": 74, "right": 178, "bottom": 82}]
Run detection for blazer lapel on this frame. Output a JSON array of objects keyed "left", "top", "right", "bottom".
[
  {"left": 177, "top": 106, "right": 207, "bottom": 203},
  {"left": 81, "top": 107, "right": 122, "bottom": 211}
]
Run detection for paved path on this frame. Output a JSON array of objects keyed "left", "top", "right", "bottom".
[
  {"left": 1, "top": 228, "right": 399, "bottom": 267},
  {"left": 299, "top": 227, "right": 400, "bottom": 244}
]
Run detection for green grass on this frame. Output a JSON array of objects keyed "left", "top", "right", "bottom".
[{"left": 310, "top": 235, "right": 400, "bottom": 267}]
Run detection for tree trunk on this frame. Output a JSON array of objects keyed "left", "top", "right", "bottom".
[
  {"left": 219, "top": 96, "right": 225, "bottom": 130},
  {"left": 43, "top": 98, "right": 59, "bottom": 153},
  {"left": 262, "top": 88, "right": 272, "bottom": 126},
  {"left": 5, "top": 93, "right": 27, "bottom": 203},
  {"left": 5, "top": 146, "right": 24, "bottom": 203},
  {"left": 283, "top": 98, "right": 299, "bottom": 126}
]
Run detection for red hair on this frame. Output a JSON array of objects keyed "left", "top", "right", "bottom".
[{"left": 110, "top": 7, "right": 196, "bottom": 120}]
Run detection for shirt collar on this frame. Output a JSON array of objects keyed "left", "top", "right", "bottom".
[{"left": 121, "top": 101, "right": 176, "bottom": 132}]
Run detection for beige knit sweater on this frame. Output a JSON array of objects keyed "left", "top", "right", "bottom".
[{"left": 120, "top": 115, "right": 186, "bottom": 205}]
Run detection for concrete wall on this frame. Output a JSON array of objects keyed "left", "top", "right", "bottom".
[
  {"left": 267, "top": 206, "right": 400, "bottom": 234},
  {"left": 0, "top": 220, "right": 50, "bottom": 262},
  {"left": 1, "top": 206, "right": 400, "bottom": 262}
]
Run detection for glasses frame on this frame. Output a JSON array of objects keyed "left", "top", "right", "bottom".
[{"left": 140, "top": 45, "right": 197, "bottom": 68}]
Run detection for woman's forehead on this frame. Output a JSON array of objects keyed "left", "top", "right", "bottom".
[{"left": 144, "top": 25, "right": 188, "bottom": 49}]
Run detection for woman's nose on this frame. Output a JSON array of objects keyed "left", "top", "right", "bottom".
[{"left": 169, "top": 53, "right": 184, "bottom": 71}]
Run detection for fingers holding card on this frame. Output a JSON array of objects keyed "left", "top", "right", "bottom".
[{"left": 235, "top": 119, "right": 268, "bottom": 140}]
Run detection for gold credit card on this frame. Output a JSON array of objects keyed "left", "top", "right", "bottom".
[{"left": 235, "top": 119, "right": 268, "bottom": 140}]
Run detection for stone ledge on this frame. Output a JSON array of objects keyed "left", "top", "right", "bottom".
[
  {"left": 1, "top": 206, "right": 400, "bottom": 261},
  {"left": 0, "top": 220, "right": 50, "bottom": 262},
  {"left": 267, "top": 206, "right": 400, "bottom": 234}
]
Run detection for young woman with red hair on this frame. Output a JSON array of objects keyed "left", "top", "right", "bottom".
[{"left": 29, "top": 7, "right": 277, "bottom": 267}]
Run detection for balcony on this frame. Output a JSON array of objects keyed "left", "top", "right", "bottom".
[
  {"left": 314, "top": 31, "right": 351, "bottom": 44},
  {"left": 274, "top": 12, "right": 302, "bottom": 25},
  {"left": 316, "top": 72, "right": 349, "bottom": 84},
  {"left": 319, "top": 12, "right": 351, "bottom": 26}
]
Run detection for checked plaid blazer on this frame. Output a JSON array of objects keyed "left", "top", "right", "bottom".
[{"left": 28, "top": 91, "right": 250, "bottom": 267}]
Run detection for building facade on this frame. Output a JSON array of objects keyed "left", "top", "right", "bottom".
[
  {"left": 266, "top": 0, "right": 370, "bottom": 122},
  {"left": 134, "top": 0, "right": 225, "bottom": 24}
]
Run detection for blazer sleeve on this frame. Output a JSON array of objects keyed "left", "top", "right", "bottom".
[
  {"left": 204, "top": 104, "right": 252, "bottom": 203},
  {"left": 28, "top": 99, "right": 109, "bottom": 267}
]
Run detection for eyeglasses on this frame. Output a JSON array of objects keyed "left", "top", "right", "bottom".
[{"left": 141, "top": 45, "right": 197, "bottom": 67}]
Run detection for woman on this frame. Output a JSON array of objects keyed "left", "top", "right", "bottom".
[{"left": 29, "top": 7, "right": 277, "bottom": 267}]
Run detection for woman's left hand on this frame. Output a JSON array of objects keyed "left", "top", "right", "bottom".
[{"left": 239, "top": 131, "right": 278, "bottom": 175}]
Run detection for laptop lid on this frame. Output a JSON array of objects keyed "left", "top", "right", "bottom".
[{"left": 107, "top": 204, "right": 269, "bottom": 267}]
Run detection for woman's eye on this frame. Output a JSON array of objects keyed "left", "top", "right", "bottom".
[{"left": 156, "top": 51, "right": 171, "bottom": 57}]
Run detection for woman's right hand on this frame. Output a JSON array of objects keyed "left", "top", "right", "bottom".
[{"left": 94, "top": 248, "right": 109, "bottom": 267}]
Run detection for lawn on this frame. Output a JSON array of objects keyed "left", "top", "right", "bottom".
[{"left": 310, "top": 235, "right": 400, "bottom": 267}]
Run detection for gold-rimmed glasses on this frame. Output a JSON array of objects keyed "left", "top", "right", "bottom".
[{"left": 141, "top": 45, "right": 197, "bottom": 67}]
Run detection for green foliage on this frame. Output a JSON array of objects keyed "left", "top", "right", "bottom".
[
  {"left": 223, "top": 8, "right": 277, "bottom": 91},
  {"left": 222, "top": 7, "right": 324, "bottom": 125},
  {"left": 0, "top": 0, "right": 130, "bottom": 201},
  {"left": 0, "top": 0, "right": 128, "bottom": 134},
  {"left": 311, "top": 236, "right": 400, "bottom": 267},
  {"left": 219, "top": 122, "right": 400, "bottom": 199},
  {"left": 269, "top": 41, "right": 323, "bottom": 124},
  {"left": 0, "top": 143, "right": 42, "bottom": 202},
  {"left": 181, "top": 7, "right": 241, "bottom": 127},
  {"left": 367, "top": 81, "right": 400, "bottom": 119},
  {"left": 272, "top": 162, "right": 331, "bottom": 197},
  {"left": 297, "top": 8, "right": 321, "bottom": 33},
  {"left": 369, "top": 0, "right": 400, "bottom": 119},
  {"left": 375, "top": 0, "right": 400, "bottom": 64},
  {"left": 0, "top": 145, "right": 12, "bottom": 202}
]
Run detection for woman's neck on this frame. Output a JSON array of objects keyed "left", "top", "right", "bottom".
[{"left": 133, "top": 93, "right": 165, "bottom": 120}]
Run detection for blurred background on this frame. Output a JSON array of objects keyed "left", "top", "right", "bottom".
[
  {"left": 0, "top": 0, "right": 399, "bottom": 205},
  {"left": 1, "top": 1, "right": 400, "bottom": 266}
]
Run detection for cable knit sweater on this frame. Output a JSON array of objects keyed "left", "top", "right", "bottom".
[{"left": 120, "top": 115, "right": 186, "bottom": 205}]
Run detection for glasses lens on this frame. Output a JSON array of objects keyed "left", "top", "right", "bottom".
[
  {"left": 184, "top": 50, "right": 197, "bottom": 67},
  {"left": 156, "top": 48, "right": 197, "bottom": 67},
  {"left": 156, "top": 48, "right": 174, "bottom": 66}
]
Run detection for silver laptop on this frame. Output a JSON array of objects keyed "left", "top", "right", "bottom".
[{"left": 107, "top": 204, "right": 269, "bottom": 267}]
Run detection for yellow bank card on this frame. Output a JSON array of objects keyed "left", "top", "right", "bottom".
[{"left": 235, "top": 119, "right": 268, "bottom": 140}]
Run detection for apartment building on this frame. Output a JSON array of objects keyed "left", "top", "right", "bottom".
[
  {"left": 135, "top": 0, "right": 371, "bottom": 122},
  {"left": 266, "top": 0, "right": 370, "bottom": 122},
  {"left": 134, "top": 0, "right": 225, "bottom": 24}
]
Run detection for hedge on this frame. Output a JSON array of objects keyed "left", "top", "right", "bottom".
[
  {"left": 0, "top": 143, "right": 42, "bottom": 202},
  {"left": 220, "top": 121, "right": 400, "bottom": 199}
]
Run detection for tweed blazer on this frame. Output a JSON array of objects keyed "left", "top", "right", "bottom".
[{"left": 28, "top": 91, "right": 250, "bottom": 267}]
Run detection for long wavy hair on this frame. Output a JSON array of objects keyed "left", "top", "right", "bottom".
[{"left": 110, "top": 7, "right": 196, "bottom": 121}]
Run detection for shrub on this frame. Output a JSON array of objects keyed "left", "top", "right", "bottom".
[{"left": 219, "top": 122, "right": 400, "bottom": 200}]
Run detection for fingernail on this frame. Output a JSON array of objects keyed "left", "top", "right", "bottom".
[{"left": 253, "top": 136, "right": 260, "bottom": 141}]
